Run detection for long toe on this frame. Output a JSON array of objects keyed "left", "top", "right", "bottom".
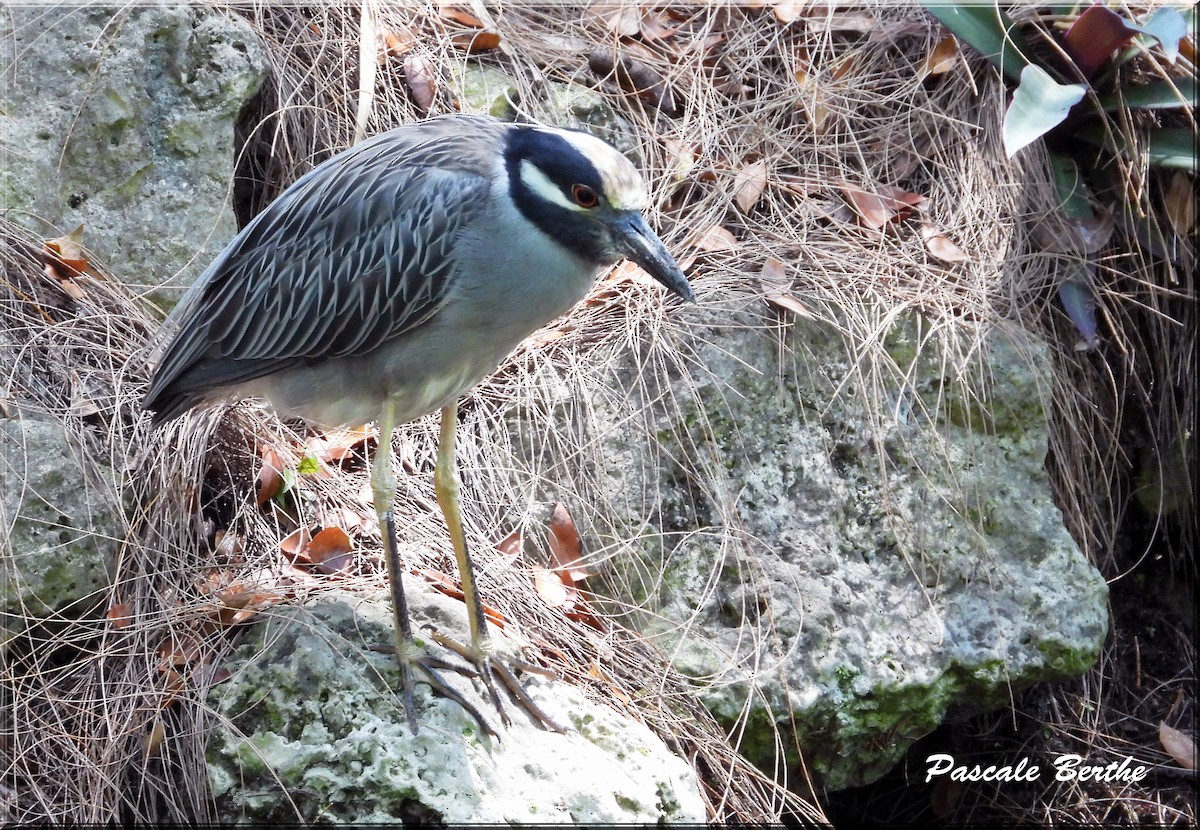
[
  {"left": 428, "top": 630, "right": 567, "bottom": 734},
  {"left": 370, "top": 642, "right": 498, "bottom": 737}
]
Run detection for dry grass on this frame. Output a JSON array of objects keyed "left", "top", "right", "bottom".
[{"left": 2, "top": 1, "right": 1194, "bottom": 824}]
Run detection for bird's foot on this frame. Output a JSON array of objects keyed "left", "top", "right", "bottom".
[
  {"left": 426, "top": 629, "right": 567, "bottom": 734},
  {"left": 371, "top": 639, "right": 498, "bottom": 737}
]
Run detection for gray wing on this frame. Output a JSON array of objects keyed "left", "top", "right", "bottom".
[{"left": 143, "top": 120, "right": 498, "bottom": 417}]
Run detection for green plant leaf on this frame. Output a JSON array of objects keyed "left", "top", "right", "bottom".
[
  {"left": 1049, "top": 153, "right": 1093, "bottom": 219},
  {"left": 1147, "top": 128, "right": 1199, "bottom": 170},
  {"left": 1063, "top": 4, "right": 1139, "bottom": 79},
  {"left": 1004, "top": 65, "right": 1087, "bottom": 158},
  {"left": 1098, "top": 76, "right": 1198, "bottom": 111},
  {"left": 922, "top": 4, "right": 1031, "bottom": 82},
  {"left": 1058, "top": 272, "right": 1100, "bottom": 352},
  {"left": 1078, "top": 124, "right": 1199, "bottom": 170},
  {"left": 1131, "top": 7, "right": 1189, "bottom": 63}
]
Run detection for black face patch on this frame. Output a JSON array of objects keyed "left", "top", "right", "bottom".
[
  {"left": 504, "top": 127, "right": 605, "bottom": 201},
  {"left": 504, "top": 126, "right": 611, "bottom": 264}
]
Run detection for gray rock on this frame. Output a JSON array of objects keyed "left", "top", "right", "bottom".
[
  {"left": 592, "top": 309, "right": 1108, "bottom": 790},
  {"left": 206, "top": 587, "right": 706, "bottom": 823},
  {"left": 1, "top": 412, "right": 116, "bottom": 644},
  {"left": 454, "top": 63, "right": 639, "bottom": 159},
  {"left": 0, "top": 3, "right": 268, "bottom": 303}
]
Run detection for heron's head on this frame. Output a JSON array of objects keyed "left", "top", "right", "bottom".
[{"left": 504, "top": 125, "right": 694, "bottom": 302}]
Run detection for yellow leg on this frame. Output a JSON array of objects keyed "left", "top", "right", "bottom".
[
  {"left": 433, "top": 402, "right": 506, "bottom": 718},
  {"left": 372, "top": 401, "right": 494, "bottom": 735}
]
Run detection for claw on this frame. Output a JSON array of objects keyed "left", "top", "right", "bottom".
[{"left": 427, "top": 629, "right": 567, "bottom": 733}]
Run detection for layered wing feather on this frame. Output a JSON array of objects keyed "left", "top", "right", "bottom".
[{"left": 143, "top": 117, "right": 503, "bottom": 421}]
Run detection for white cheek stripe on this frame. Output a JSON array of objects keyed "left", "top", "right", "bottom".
[{"left": 520, "top": 160, "right": 585, "bottom": 212}]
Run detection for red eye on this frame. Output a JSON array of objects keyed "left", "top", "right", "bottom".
[{"left": 572, "top": 184, "right": 599, "bottom": 208}]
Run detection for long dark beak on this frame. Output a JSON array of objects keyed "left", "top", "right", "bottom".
[{"left": 613, "top": 212, "right": 695, "bottom": 302}]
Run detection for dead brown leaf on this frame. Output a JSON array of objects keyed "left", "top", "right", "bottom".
[
  {"left": 598, "top": 4, "right": 641, "bottom": 37},
  {"left": 495, "top": 528, "right": 523, "bottom": 564},
  {"left": 692, "top": 224, "right": 739, "bottom": 252},
  {"left": 587, "top": 48, "right": 678, "bottom": 115},
  {"left": 157, "top": 633, "right": 203, "bottom": 669},
  {"left": 305, "top": 526, "right": 354, "bottom": 573},
  {"left": 306, "top": 424, "right": 376, "bottom": 463},
  {"left": 773, "top": 0, "right": 805, "bottom": 24},
  {"left": 840, "top": 183, "right": 925, "bottom": 230},
  {"left": 920, "top": 222, "right": 971, "bottom": 263},
  {"left": 404, "top": 54, "right": 437, "bottom": 113},
  {"left": 416, "top": 568, "right": 507, "bottom": 628},
  {"left": 761, "top": 257, "right": 817, "bottom": 320},
  {"left": 547, "top": 502, "right": 591, "bottom": 583},
  {"left": 922, "top": 35, "right": 959, "bottom": 77},
  {"left": 452, "top": 29, "right": 500, "bottom": 53},
  {"left": 733, "top": 160, "right": 769, "bottom": 213},
  {"left": 638, "top": 9, "right": 676, "bottom": 41},
  {"left": 279, "top": 526, "right": 312, "bottom": 559},
  {"left": 532, "top": 565, "right": 571, "bottom": 608},
  {"left": 106, "top": 603, "right": 134, "bottom": 629},
  {"left": 141, "top": 715, "right": 167, "bottom": 758},
  {"left": 1159, "top": 721, "right": 1197, "bottom": 770},
  {"left": 43, "top": 224, "right": 90, "bottom": 278},
  {"left": 1164, "top": 171, "right": 1195, "bottom": 237},
  {"left": 257, "top": 445, "right": 286, "bottom": 506},
  {"left": 381, "top": 27, "right": 415, "bottom": 60}
]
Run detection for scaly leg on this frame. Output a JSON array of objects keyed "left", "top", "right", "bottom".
[
  {"left": 433, "top": 402, "right": 565, "bottom": 732},
  {"left": 370, "top": 401, "right": 495, "bottom": 736}
]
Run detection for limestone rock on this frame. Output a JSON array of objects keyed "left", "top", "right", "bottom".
[
  {"left": 596, "top": 310, "right": 1108, "bottom": 790},
  {"left": 1, "top": 412, "right": 116, "bottom": 643},
  {"left": 0, "top": 4, "right": 268, "bottom": 303},
  {"left": 207, "top": 588, "right": 706, "bottom": 823}
]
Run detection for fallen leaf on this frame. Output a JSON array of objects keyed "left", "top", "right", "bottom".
[
  {"left": 438, "top": 4, "right": 483, "bottom": 27},
  {"left": 211, "top": 585, "right": 283, "bottom": 626},
  {"left": 43, "top": 224, "right": 90, "bottom": 278},
  {"left": 452, "top": 29, "right": 500, "bottom": 53},
  {"left": 638, "top": 9, "right": 676, "bottom": 41},
  {"left": 404, "top": 54, "right": 437, "bottom": 113},
  {"left": 813, "top": 11, "right": 876, "bottom": 33},
  {"left": 306, "top": 526, "right": 355, "bottom": 573},
  {"left": 773, "top": 0, "right": 805, "bottom": 24},
  {"left": 306, "top": 425, "right": 376, "bottom": 463},
  {"left": 157, "top": 633, "right": 203, "bottom": 669},
  {"left": 142, "top": 715, "right": 167, "bottom": 758},
  {"left": 759, "top": 257, "right": 815, "bottom": 319},
  {"left": 598, "top": 4, "right": 640, "bottom": 37},
  {"left": 532, "top": 565, "right": 571, "bottom": 608},
  {"left": 106, "top": 603, "right": 134, "bottom": 629},
  {"left": 840, "top": 183, "right": 925, "bottom": 230},
  {"left": 257, "top": 445, "right": 287, "bottom": 506},
  {"left": 691, "top": 224, "right": 739, "bottom": 253},
  {"left": 381, "top": 27, "right": 414, "bottom": 60},
  {"left": 663, "top": 138, "right": 698, "bottom": 182},
  {"left": 547, "top": 502, "right": 591, "bottom": 583},
  {"left": 417, "top": 567, "right": 463, "bottom": 599},
  {"left": 495, "top": 528, "right": 523, "bottom": 563},
  {"left": 1159, "top": 721, "right": 1196, "bottom": 770},
  {"left": 1164, "top": 171, "right": 1195, "bottom": 237},
  {"left": 415, "top": 568, "right": 507, "bottom": 627},
  {"left": 280, "top": 526, "right": 312, "bottom": 559},
  {"left": 922, "top": 35, "right": 959, "bottom": 77},
  {"left": 1031, "top": 209, "right": 1115, "bottom": 254},
  {"left": 920, "top": 222, "right": 970, "bottom": 263},
  {"left": 733, "top": 160, "right": 769, "bottom": 213},
  {"left": 587, "top": 48, "right": 679, "bottom": 115},
  {"left": 213, "top": 530, "right": 246, "bottom": 559}
]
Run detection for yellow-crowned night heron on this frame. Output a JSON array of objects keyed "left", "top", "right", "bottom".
[{"left": 142, "top": 113, "right": 693, "bottom": 734}]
